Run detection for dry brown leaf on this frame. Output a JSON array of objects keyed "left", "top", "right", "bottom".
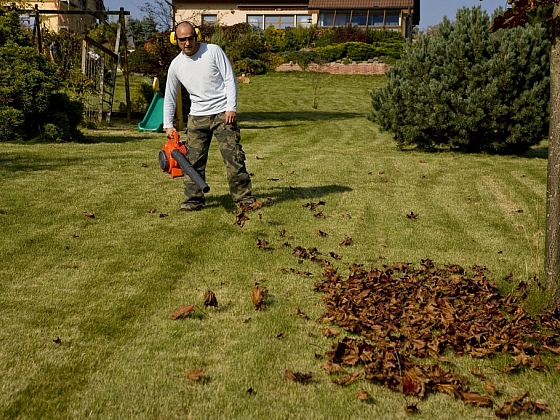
[
  {"left": 296, "top": 307, "right": 310, "bottom": 319},
  {"left": 460, "top": 391, "right": 493, "bottom": 407},
  {"left": 204, "top": 290, "right": 218, "bottom": 307},
  {"left": 239, "top": 200, "right": 263, "bottom": 212},
  {"left": 339, "top": 236, "right": 352, "bottom": 246},
  {"left": 314, "top": 212, "right": 325, "bottom": 219},
  {"left": 483, "top": 379, "right": 497, "bottom": 396},
  {"left": 170, "top": 305, "right": 195, "bottom": 320},
  {"left": 333, "top": 371, "right": 361, "bottom": 386},
  {"left": 469, "top": 367, "right": 486, "bottom": 378},
  {"left": 186, "top": 369, "right": 205, "bottom": 381},
  {"left": 285, "top": 370, "right": 312, "bottom": 383},
  {"left": 405, "top": 404, "right": 419, "bottom": 414},
  {"left": 252, "top": 282, "right": 268, "bottom": 310},
  {"left": 236, "top": 212, "right": 249, "bottom": 227},
  {"left": 356, "top": 388, "right": 369, "bottom": 401},
  {"left": 84, "top": 212, "right": 95, "bottom": 218},
  {"left": 315, "top": 229, "right": 328, "bottom": 237},
  {"left": 256, "top": 238, "right": 269, "bottom": 249},
  {"left": 147, "top": 208, "right": 156, "bottom": 214},
  {"left": 322, "top": 361, "right": 347, "bottom": 374},
  {"left": 322, "top": 328, "right": 340, "bottom": 338},
  {"left": 406, "top": 211, "right": 418, "bottom": 221}
]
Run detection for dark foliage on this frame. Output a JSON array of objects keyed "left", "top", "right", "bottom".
[{"left": 370, "top": 6, "right": 550, "bottom": 154}]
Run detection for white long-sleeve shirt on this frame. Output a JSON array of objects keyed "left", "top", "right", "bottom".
[{"left": 163, "top": 43, "right": 237, "bottom": 128}]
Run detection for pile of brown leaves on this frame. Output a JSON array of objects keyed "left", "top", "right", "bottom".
[{"left": 315, "top": 259, "right": 560, "bottom": 415}]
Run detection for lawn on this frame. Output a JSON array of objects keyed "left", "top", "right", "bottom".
[{"left": 0, "top": 72, "right": 558, "bottom": 419}]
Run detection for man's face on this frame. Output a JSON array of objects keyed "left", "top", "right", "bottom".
[{"left": 176, "top": 24, "right": 199, "bottom": 56}]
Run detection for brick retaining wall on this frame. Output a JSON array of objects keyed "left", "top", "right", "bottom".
[{"left": 275, "top": 61, "right": 391, "bottom": 75}]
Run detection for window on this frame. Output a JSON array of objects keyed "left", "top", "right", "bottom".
[
  {"left": 264, "top": 15, "right": 294, "bottom": 29},
  {"left": 334, "top": 11, "right": 350, "bottom": 26},
  {"left": 318, "top": 11, "right": 334, "bottom": 27},
  {"left": 247, "top": 14, "right": 263, "bottom": 29},
  {"left": 368, "top": 12, "right": 384, "bottom": 26},
  {"left": 202, "top": 14, "right": 217, "bottom": 26},
  {"left": 351, "top": 10, "right": 367, "bottom": 26},
  {"left": 296, "top": 15, "right": 312, "bottom": 28},
  {"left": 385, "top": 11, "right": 400, "bottom": 26}
]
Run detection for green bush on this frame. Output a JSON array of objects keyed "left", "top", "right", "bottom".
[
  {"left": 369, "top": 6, "right": 550, "bottom": 154},
  {"left": 127, "top": 47, "right": 160, "bottom": 75},
  {"left": 226, "top": 32, "right": 266, "bottom": 61},
  {"left": 232, "top": 58, "right": 266, "bottom": 76},
  {"left": 0, "top": 8, "right": 83, "bottom": 143},
  {"left": 315, "top": 44, "right": 346, "bottom": 62}
]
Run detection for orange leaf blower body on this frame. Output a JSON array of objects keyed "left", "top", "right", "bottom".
[{"left": 159, "top": 132, "right": 210, "bottom": 193}]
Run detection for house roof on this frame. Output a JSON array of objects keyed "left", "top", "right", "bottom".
[{"left": 308, "top": 0, "right": 414, "bottom": 8}]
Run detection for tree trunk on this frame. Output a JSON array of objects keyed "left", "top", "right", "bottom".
[{"left": 545, "top": 5, "right": 560, "bottom": 304}]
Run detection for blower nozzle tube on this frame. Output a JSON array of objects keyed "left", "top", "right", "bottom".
[{"left": 170, "top": 149, "right": 210, "bottom": 193}]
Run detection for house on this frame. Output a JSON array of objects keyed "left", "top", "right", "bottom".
[
  {"left": 4, "top": 0, "right": 105, "bottom": 33},
  {"left": 173, "top": 0, "right": 419, "bottom": 38}
]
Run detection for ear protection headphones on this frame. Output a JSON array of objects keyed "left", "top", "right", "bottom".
[{"left": 170, "top": 20, "right": 201, "bottom": 45}]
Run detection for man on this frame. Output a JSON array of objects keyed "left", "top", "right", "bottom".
[{"left": 163, "top": 21, "right": 255, "bottom": 212}]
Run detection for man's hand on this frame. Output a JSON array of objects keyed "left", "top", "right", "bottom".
[
  {"left": 225, "top": 111, "right": 236, "bottom": 125},
  {"left": 165, "top": 127, "right": 177, "bottom": 139}
]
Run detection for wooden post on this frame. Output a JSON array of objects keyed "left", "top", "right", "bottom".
[
  {"left": 119, "top": 8, "right": 131, "bottom": 122},
  {"left": 34, "top": 5, "right": 42, "bottom": 54}
]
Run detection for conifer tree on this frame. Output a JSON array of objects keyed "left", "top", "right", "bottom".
[{"left": 369, "top": 6, "right": 550, "bottom": 154}]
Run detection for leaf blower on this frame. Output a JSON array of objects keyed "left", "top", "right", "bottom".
[{"left": 158, "top": 132, "right": 210, "bottom": 193}]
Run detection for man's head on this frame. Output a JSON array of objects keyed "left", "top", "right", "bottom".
[{"left": 176, "top": 21, "right": 200, "bottom": 56}]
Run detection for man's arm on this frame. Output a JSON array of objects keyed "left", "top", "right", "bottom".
[
  {"left": 163, "top": 63, "right": 180, "bottom": 136},
  {"left": 213, "top": 46, "right": 237, "bottom": 115}
]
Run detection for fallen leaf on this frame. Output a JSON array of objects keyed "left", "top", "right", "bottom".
[
  {"left": 84, "top": 212, "right": 95, "bottom": 218},
  {"left": 159, "top": 213, "right": 168, "bottom": 218},
  {"left": 239, "top": 200, "right": 264, "bottom": 212},
  {"left": 322, "top": 328, "right": 340, "bottom": 337},
  {"left": 405, "top": 404, "right": 419, "bottom": 414},
  {"left": 406, "top": 211, "right": 418, "bottom": 221},
  {"left": 53, "top": 337, "right": 61, "bottom": 344},
  {"left": 333, "top": 371, "right": 361, "bottom": 386},
  {"left": 147, "top": 208, "right": 156, "bottom": 214},
  {"left": 252, "top": 282, "right": 268, "bottom": 310},
  {"left": 236, "top": 212, "right": 249, "bottom": 227},
  {"left": 314, "top": 212, "right": 325, "bottom": 219},
  {"left": 460, "top": 391, "right": 493, "bottom": 407},
  {"left": 140, "top": 163, "right": 148, "bottom": 167},
  {"left": 247, "top": 387, "right": 255, "bottom": 395},
  {"left": 469, "top": 367, "right": 486, "bottom": 378},
  {"left": 315, "top": 229, "right": 328, "bottom": 237},
  {"left": 186, "top": 369, "right": 204, "bottom": 381},
  {"left": 329, "top": 252, "right": 342, "bottom": 260},
  {"left": 256, "top": 238, "right": 269, "bottom": 249},
  {"left": 170, "top": 305, "right": 195, "bottom": 320},
  {"left": 267, "top": 177, "right": 280, "bottom": 181},
  {"left": 356, "top": 388, "right": 369, "bottom": 401},
  {"left": 204, "top": 290, "right": 218, "bottom": 307},
  {"left": 339, "top": 236, "right": 352, "bottom": 246},
  {"left": 483, "top": 380, "right": 497, "bottom": 396},
  {"left": 296, "top": 307, "right": 310, "bottom": 320},
  {"left": 322, "top": 361, "right": 347, "bottom": 374},
  {"left": 285, "top": 370, "right": 312, "bottom": 383}
]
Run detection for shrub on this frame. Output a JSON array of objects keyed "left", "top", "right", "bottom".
[
  {"left": 232, "top": 58, "right": 266, "bottom": 76},
  {"left": 314, "top": 43, "right": 346, "bottom": 62},
  {"left": 332, "top": 26, "right": 371, "bottom": 44},
  {"left": 369, "top": 6, "right": 550, "bottom": 154},
  {"left": 226, "top": 33, "right": 265, "bottom": 61}
]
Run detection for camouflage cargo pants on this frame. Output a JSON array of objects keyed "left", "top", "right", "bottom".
[{"left": 183, "top": 112, "right": 254, "bottom": 206}]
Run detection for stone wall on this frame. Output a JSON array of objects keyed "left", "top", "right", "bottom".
[{"left": 275, "top": 61, "right": 392, "bottom": 75}]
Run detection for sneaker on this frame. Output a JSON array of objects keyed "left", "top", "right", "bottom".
[{"left": 179, "top": 202, "right": 204, "bottom": 212}]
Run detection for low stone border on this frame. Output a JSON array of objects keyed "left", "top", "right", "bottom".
[{"left": 275, "top": 61, "right": 391, "bottom": 75}]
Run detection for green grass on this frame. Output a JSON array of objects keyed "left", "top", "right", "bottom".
[{"left": 0, "top": 72, "right": 558, "bottom": 419}]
